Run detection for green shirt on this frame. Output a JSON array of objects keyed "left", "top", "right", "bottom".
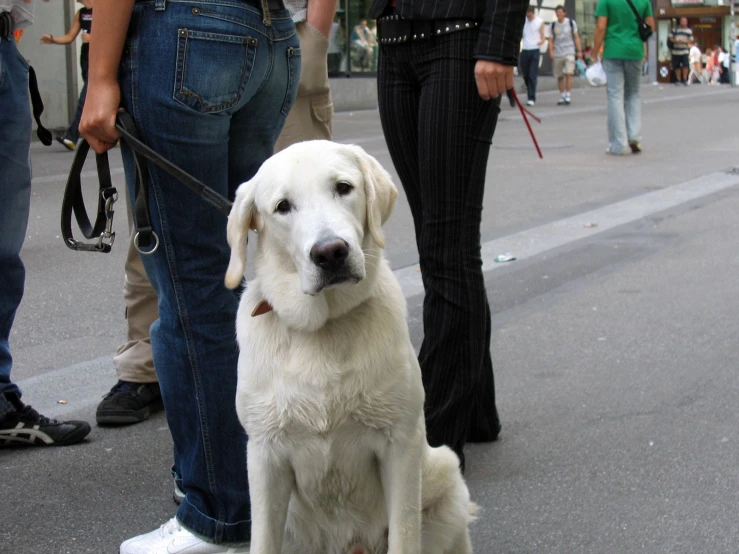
[{"left": 594, "top": 0, "right": 652, "bottom": 60}]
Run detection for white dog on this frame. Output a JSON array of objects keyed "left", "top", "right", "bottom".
[{"left": 225, "top": 141, "right": 477, "bottom": 554}]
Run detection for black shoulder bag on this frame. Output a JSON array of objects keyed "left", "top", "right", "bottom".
[{"left": 624, "top": 0, "right": 653, "bottom": 42}]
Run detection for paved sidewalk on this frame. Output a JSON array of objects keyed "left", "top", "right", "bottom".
[{"left": 3, "top": 84, "right": 739, "bottom": 554}]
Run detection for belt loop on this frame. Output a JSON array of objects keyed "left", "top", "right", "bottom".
[
  {"left": 260, "top": 0, "right": 272, "bottom": 25},
  {"left": 154, "top": 0, "right": 166, "bottom": 11}
]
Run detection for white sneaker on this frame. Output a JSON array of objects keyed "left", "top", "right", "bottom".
[
  {"left": 120, "top": 518, "right": 250, "bottom": 554},
  {"left": 526, "top": 100, "right": 535, "bottom": 106}
]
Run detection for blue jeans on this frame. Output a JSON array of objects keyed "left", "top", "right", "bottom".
[
  {"left": 118, "top": 0, "right": 299, "bottom": 544},
  {"left": 520, "top": 48, "right": 540, "bottom": 102},
  {"left": 0, "top": 37, "right": 32, "bottom": 415},
  {"left": 603, "top": 59, "right": 642, "bottom": 153}
]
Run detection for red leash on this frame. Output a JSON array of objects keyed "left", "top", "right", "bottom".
[{"left": 509, "top": 88, "right": 543, "bottom": 159}]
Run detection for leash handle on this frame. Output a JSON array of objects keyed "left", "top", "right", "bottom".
[
  {"left": 510, "top": 88, "right": 543, "bottom": 159},
  {"left": 60, "top": 139, "right": 118, "bottom": 253},
  {"left": 60, "top": 111, "right": 233, "bottom": 255}
]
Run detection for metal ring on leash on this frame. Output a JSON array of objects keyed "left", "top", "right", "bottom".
[{"left": 134, "top": 231, "right": 160, "bottom": 255}]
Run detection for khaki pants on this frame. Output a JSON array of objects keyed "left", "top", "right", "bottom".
[
  {"left": 113, "top": 191, "right": 159, "bottom": 383},
  {"left": 114, "top": 20, "right": 334, "bottom": 383},
  {"left": 274, "top": 21, "right": 334, "bottom": 152}
]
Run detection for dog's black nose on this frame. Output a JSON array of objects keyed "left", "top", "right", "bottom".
[{"left": 310, "top": 239, "right": 349, "bottom": 272}]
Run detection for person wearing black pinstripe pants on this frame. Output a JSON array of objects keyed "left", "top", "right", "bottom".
[{"left": 371, "top": 0, "right": 528, "bottom": 469}]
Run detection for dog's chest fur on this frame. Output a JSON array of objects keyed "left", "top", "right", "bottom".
[
  {"left": 235, "top": 275, "right": 423, "bottom": 554},
  {"left": 237, "top": 290, "right": 418, "bottom": 441}
]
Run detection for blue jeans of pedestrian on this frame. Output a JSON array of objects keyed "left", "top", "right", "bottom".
[
  {"left": 520, "top": 48, "right": 540, "bottom": 102},
  {"left": 603, "top": 59, "right": 642, "bottom": 153},
  {"left": 0, "top": 37, "right": 32, "bottom": 416},
  {"left": 118, "top": 0, "right": 299, "bottom": 544}
]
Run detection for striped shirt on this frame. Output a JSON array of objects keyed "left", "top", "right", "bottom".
[
  {"left": 670, "top": 25, "right": 693, "bottom": 56},
  {"left": 370, "top": 0, "right": 529, "bottom": 66}
]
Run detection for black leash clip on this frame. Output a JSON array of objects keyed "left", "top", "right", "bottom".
[{"left": 61, "top": 139, "right": 119, "bottom": 253}]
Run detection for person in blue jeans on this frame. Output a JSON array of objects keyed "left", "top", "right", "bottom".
[
  {"left": 80, "top": 0, "right": 299, "bottom": 551},
  {"left": 1, "top": 4, "right": 92, "bottom": 447},
  {"left": 593, "top": 0, "right": 654, "bottom": 155}
]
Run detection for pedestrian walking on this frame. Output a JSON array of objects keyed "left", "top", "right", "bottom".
[
  {"left": 371, "top": 0, "right": 528, "bottom": 469},
  {"left": 716, "top": 44, "right": 730, "bottom": 84},
  {"left": 80, "top": 0, "right": 298, "bottom": 551},
  {"left": 520, "top": 5, "right": 545, "bottom": 106},
  {"left": 549, "top": 5, "right": 582, "bottom": 105},
  {"left": 687, "top": 39, "right": 702, "bottom": 84},
  {"left": 40, "top": 0, "right": 93, "bottom": 151},
  {"left": 593, "top": 0, "right": 654, "bottom": 155},
  {"left": 1, "top": 0, "right": 92, "bottom": 447},
  {"left": 669, "top": 17, "right": 692, "bottom": 85}
]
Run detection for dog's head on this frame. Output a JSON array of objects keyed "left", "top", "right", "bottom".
[{"left": 225, "top": 141, "right": 397, "bottom": 296}]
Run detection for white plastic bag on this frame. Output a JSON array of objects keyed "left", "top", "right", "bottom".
[{"left": 586, "top": 61, "right": 607, "bottom": 87}]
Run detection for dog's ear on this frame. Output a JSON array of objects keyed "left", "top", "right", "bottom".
[
  {"left": 349, "top": 145, "right": 398, "bottom": 248},
  {"left": 224, "top": 178, "right": 262, "bottom": 290}
]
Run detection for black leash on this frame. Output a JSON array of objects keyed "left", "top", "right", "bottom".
[{"left": 61, "top": 111, "right": 233, "bottom": 254}]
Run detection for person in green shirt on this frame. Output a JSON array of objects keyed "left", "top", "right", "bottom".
[{"left": 593, "top": 0, "right": 654, "bottom": 155}]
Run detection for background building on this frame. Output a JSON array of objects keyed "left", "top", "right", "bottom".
[{"left": 653, "top": 0, "right": 735, "bottom": 82}]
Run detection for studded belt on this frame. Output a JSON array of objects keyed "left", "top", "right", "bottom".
[
  {"left": 1, "top": 11, "right": 14, "bottom": 39},
  {"left": 376, "top": 15, "right": 480, "bottom": 45}
]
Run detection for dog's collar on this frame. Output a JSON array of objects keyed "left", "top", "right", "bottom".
[{"left": 251, "top": 300, "right": 274, "bottom": 317}]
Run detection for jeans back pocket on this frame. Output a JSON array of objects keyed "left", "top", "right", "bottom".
[{"left": 174, "top": 29, "right": 257, "bottom": 113}]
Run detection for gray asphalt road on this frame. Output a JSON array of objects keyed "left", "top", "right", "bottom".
[{"left": 2, "top": 82, "right": 739, "bottom": 554}]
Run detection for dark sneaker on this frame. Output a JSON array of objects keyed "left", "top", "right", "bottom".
[
  {"left": 0, "top": 403, "right": 91, "bottom": 447},
  {"left": 629, "top": 141, "right": 642, "bottom": 154},
  {"left": 96, "top": 381, "right": 163, "bottom": 426}
]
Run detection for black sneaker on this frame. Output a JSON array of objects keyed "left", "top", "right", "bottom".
[
  {"left": 96, "top": 381, "right": 163, "bottom": 426},
  {"left": 0, "top": 403, "right": 91, "bottom": 447}
]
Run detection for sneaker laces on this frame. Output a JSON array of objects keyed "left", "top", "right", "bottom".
[
  {"left": 158, "top": 518, "right": 182, "bottom": 538},
  {"left": 19, "top": 405, "right": 58, "bottom": 425}
]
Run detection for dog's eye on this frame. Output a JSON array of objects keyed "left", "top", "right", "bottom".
[
  {"left": 336, "top": 181, "right": 354, "bottom": 196},
  {"left": 275, "top": 200, "right": 291, "bottom": 214}
]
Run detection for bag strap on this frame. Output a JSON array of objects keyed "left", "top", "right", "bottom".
[
  {"left": 27, "top": 66, "right": 52, "bottom": 146},
  {"left": 624, "top": 0, "right": 645, "bottom": 25}
]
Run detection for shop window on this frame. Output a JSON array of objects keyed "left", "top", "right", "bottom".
[{"left": 329, "top": 0, "right": 378, "bottom": 76}]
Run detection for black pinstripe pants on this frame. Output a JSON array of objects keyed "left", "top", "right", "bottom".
[{"left": 378, "top": 30, "right": 502, "bottom": 467}]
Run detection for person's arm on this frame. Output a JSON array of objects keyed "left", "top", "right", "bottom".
[
  {"left": 574, "top": 30, "right": 583, "bottom": 59},
  {"left": 538, "top": 20, "right": 546, "bottom": 45},
  {"left": 549, "top": 32, "right": 554, "bottom": 59},
  {"left": 79, "top": 0, "right": 135, "bottom": 154},
  {"left": 472, "top": 0, "right": 528, "bottom": 99},
  {"left": 306, "top": 0, "right": 337, "bottom": 39},
  {"left": 592, "top": 16, "right": 607, "bottom": 60},
  {"left": 40, "top": 8, "right": 81, "bottom": 45}
]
